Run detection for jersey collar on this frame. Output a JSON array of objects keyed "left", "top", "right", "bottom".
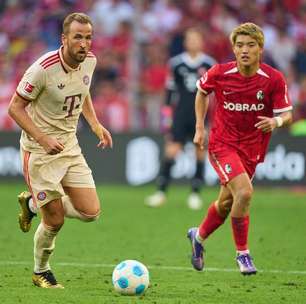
[
  {"left": 182, "top": 52, "right": 205, "bottom": 68},
  {"left": 59, "top": 46, "right": 81, "bottom": 73},
  {"left": 224, "top": 63, "right": 270, "bottom": 78}
]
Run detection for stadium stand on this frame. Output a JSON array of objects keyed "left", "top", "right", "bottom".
[{"left": 0, "top": 0, "right": 305, "bottom": 131}]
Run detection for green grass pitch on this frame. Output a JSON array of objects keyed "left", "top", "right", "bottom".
[{"left": 0, "top": 183, "right": 305, "bottom": 303}]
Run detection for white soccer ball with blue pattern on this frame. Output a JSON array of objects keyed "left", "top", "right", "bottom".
[{"left": 112, "top": 260, "right": 150, "bottom": 295}]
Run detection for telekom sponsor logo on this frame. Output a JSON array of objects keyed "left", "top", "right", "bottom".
[{"left": 223, "top": 101, "right": 265, "bottom": 111}]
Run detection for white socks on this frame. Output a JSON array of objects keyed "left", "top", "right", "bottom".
[
  {"left": 34, "top": 223, "right": 57, "bottom": 273},
  {"left": 28, "top": 198, "right": 38, "bottom": 214},
  {"left": 237, "top": 249, "right": 250, "bottom": 256},
  {"left": 195, "top": 228, "right": 204, "bottom": 244}
]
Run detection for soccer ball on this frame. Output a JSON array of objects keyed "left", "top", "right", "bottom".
[{"left": 112, "top": 260, "right": 150, "bottom": 296}]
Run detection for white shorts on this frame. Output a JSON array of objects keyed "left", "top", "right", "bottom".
[{"left": 21, "top": 144, "right": 95, "bottom": 208}]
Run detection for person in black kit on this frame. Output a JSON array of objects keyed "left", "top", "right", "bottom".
[{"left": 145, "top": 28, "right": 216, "bottom": 210}]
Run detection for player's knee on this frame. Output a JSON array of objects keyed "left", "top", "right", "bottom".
[
  {"left": 235, "top": 187, "right": 253, "bottom": 205},
  {"left": 165, "top": 143, "right": 181, "bottom": 158},
  {"left": 79, "top": 208, "right": 101, "bottom": 222}
]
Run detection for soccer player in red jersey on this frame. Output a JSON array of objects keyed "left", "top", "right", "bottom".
[{"left": 187, "top": 22, "right": 293, "bottom": 275}]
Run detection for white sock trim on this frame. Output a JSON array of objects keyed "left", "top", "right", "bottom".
[
  {"left": 195, "top": 229, "right": 204, "bottom": 244},
  {"left": 237, "top": 249, "right": 250, "bottom": 255},
  {"left": 28, "top": 198, "right": 38, "bottom": 214},
  {"left": 34, "top": 223, "right": 57, "bottom": 273}
]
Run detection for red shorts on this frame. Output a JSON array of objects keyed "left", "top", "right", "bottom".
[{"left": 208, "top": 147, "right": 258, "bottom": 185}]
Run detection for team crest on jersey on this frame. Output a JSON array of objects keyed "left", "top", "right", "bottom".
[
  {"left": 224, "top": 164, "right": 232, "bottom": 174},
  {"left": 24, "top": 82, "right": 35, "bottom": 93},
  {"left": 256, "top": 90, "right": 264, "bottom": 101},
  {"left": 83, "top": 75, "right": 90, "bottom": 85},
  {"left": 37, "top": 191, "right": 47, "bottom": 201}
]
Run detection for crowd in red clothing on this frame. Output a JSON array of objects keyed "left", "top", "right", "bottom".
[{"left": 1, "top": 0, "right": 306, "bottom": 131}]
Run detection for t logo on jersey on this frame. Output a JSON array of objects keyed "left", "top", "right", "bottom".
[
  {"left": 24, "top": 82, "right": 35, "bottom": 93},
  {"left": 63, "top": 94, "right": 82, "bottom": 118}
]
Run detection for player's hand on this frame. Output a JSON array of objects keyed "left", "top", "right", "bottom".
[
  {"left": 255, "top": 116, "right": 277, "bottom": 133},
  {"left": 92, "top": 123, "right": 113, "bottom": 149},
  {"left": 193, "top": 125, "right": 206, "bottom": 150},
  {"left": 160, "top": 105, "right": 173, "bottom": 133},
  {"left": 37, "top": 135, "right": 65, "bottom": 155}
]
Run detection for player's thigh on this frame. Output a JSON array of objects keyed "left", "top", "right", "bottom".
[
  {"left": 61, "top": 152, "right": 99, "bottom": 214},
  {"left": 227, "top": 172, "right": 253, "bottom": 202},
  {"left": 40, "top": 198, "right": 65, "bottom": 230},
  {"left": 170, "top": 114, "right": 188, "bottom": 146},
  {"left": 21, "top": 149, "right": 67, "bottom": 208},
  {"left": 209, "top": 148, "right": 247, "bottom": 185},
  {"left": 63, "top": 187, "right": 100, "bottom": 215},
  {"left": 61, "top": 151, "right": 95, "bottom": 186}
]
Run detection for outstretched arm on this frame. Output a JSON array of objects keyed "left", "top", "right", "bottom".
[
  {"left": 193, "top": 90, "right": 210, "bottom": 150},
  {"left": 82, "top": 94, "right": 113, "bottom": 148}
]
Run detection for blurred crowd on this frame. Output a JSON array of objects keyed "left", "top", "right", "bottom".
[{"left": 1, "top": 0, "right": 306, "bottom": 132}]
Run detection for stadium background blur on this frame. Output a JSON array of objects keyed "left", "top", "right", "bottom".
[{"left": 1, "top": 0, "right": 306, "bottom": 133}]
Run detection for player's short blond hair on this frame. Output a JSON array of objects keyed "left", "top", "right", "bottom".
[
  {"left": 230, "top": 23, "right": 264, "bottom": 48},
  {"left": 62, "top": 12, "right": 93, "bottom": 34}
]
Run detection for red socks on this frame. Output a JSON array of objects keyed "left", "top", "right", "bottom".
[
  {"left": 231, "top": 215, "right": 249, "bottom": 251},
  {"left": 198, "top": 203, "right": 250, "bottom": 252},
  {"left": 198, "top": 203, "right": 226, "bottom": 240}
]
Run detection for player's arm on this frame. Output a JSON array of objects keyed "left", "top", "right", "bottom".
[
  {"left": 8, "top": 93, "right": 64, "bottom": 154},
  {"left": 164, "top": 59, "right": 177, "bottom": 107},
  {"left": 193, "top": 90, "right": 209, "bottom": 150},
  {"left": 160, "top": 63, "right": 177, "bottom": 131},
  {"left": 255, "top": 72, "right": 293, "bottom": 133},
  {"left": 255, "top": 111, "right": 292, "bottom": 133},
  {"left": 82, "top": 94, "right": 113, "bottom": 148}
]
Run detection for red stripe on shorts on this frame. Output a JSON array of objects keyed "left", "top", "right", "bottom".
[{"left": 23, "top": 151, "right": 37, "bottom": 208}]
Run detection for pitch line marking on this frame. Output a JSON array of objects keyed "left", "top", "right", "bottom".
[{"left": 0, "top": 261, "right": 305, "bottom": 275}]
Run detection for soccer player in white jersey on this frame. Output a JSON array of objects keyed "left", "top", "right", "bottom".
[{"left": 8, "top": 13, "right": 113, "bottom": 288}]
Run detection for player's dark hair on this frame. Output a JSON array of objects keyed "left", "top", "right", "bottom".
[
  {"left": 230, "top": 22, "right": 264, "bottom": 48},
  {"left": 62, "top": 12, "right": 93, "bottom": 34}
]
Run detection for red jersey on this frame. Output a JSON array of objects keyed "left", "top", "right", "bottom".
[{"left": 197, "top": 61, "right": 292, "bottom": 163}]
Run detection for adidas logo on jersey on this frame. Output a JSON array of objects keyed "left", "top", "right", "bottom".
[{"left": 57, "top": 83, "right": 65, "bottom": 89}]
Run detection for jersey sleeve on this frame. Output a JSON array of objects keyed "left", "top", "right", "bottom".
[
  {"left": 196, "top": 64, "right": 219, "bottom": 95},
  {"left": 272, "top": 72, "right": 293, "bottom": 114},
  {"left": 165, "top": 59, "right": 177, "bottom": 91},
  {"left": 16, "top": 62, "right": 46, "bottom": 101},
  {"left": 88, "top": 56, "right": 97, "bottom": 89},
  {"left": 164, "top": 61, "right": 177, "bottom": 105}
]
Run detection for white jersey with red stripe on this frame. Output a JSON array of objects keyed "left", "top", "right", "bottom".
[{"left": 16, "top": 47, "right": 96, "bottom": 153}]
